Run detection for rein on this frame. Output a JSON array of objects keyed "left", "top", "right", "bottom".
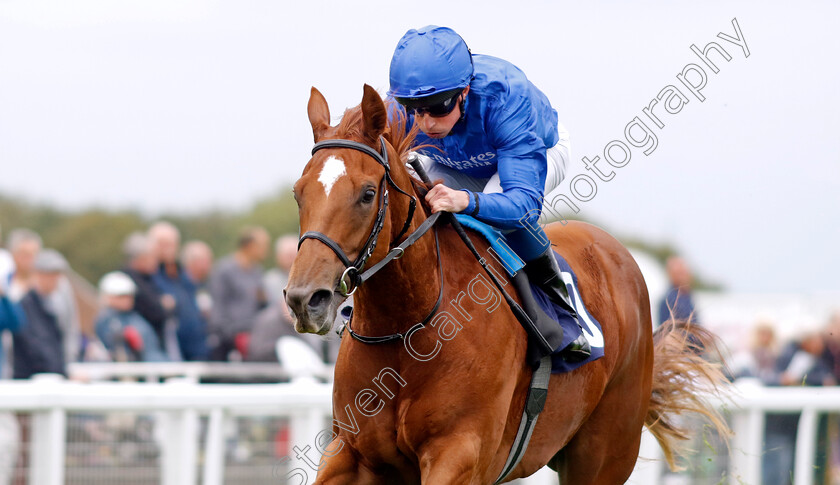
[{"left": 342, "top": 224, "right": 444, "bottom": 344}]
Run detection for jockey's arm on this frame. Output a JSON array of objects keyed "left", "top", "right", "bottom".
[
  {"left": 458, "top": 153, "right": 545, "bottom": 230},
  {"left": 424, "top": 155, "right": 545, "bottom": 230},
  {"left": 458, "top": 95, "right": 547, "bottom": 230}
]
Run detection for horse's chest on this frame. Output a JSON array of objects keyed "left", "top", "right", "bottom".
[
  {"left": 331, "top": 355, "right": 408, "bottom": 458},
  {"left": 337, "top": 397, "right": 411, "bottom": 471}
]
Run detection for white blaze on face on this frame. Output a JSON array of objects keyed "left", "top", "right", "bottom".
[{"left": 318, "top": 156, "right": 346, "bottom": 197}]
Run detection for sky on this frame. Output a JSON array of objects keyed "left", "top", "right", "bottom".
[{"left": 0, "top": 0, "right": 838, "bottom": 293}]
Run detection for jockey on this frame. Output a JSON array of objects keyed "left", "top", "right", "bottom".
[{"left": 389, "top": 26, "right": 589, "bottom": 359}]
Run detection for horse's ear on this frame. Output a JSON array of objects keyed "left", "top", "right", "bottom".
[
  {"left": 361, "top": 84, "right": 386, "bottom": 144},
  {"left": 308, "top": 87, "right": 331, "bottom": 142}
]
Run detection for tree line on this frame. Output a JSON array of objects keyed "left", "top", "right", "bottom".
[
  {"left": 0, "top": 188, "right": 300, "bottom": 284},
  {"left": 0, "top": 189, "right": 719, "bottom": 290}
]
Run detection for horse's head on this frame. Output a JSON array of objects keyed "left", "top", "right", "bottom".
[{"left": 285, "top": 85, "right": 409, "bottom": 334}]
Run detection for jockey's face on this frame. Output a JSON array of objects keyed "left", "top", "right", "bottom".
[{"left": 414, "top": 87, "right": 469, "bottom": 139}]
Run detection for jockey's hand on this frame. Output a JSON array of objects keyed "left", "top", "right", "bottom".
[{"left": 426, "top": 184, "right": 469, "bottom": 213}]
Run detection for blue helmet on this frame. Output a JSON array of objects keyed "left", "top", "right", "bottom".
[{"left": 389, "top": 26, "right": 474, "bottom": 103}]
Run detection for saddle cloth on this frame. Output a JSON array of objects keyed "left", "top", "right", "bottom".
[{"left": 453, "top": 215, "right": 605, "bottom": 373}]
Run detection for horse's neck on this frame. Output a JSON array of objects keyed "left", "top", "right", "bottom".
[{"left": 351, "top": 190, "right": 441, "bottom": 334}]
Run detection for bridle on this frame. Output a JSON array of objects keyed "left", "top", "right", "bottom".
[
  {"left": 298, "top": 136, "right": 419, "bottom": 297},
  {"left": 297, "top": 135, "right": 445, "bottom": 344}
]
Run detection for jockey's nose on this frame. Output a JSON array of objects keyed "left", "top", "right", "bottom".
[
  {"left": 285, "top": 285, "right": 334, "bottom": 328},
  {"left": 414, "top": 112, "right": 432, "bottom": 127}
]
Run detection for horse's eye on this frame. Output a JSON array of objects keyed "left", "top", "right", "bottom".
[{"left": 362, "top": 188, "right": 376, "bottom": 204}]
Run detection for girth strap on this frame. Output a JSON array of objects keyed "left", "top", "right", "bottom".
[{"left": 494, "top": 355, "right": 552, "bottom": 484}]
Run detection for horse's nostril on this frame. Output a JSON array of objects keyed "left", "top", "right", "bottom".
[{"left": 308, "top": 289, "right": 333, "bottom": 311}]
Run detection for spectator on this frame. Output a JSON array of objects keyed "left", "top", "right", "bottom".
[
  {"left": 95, "top": 271, "right": 167, "bottom": 362},
  {"left": 246, "top": 300, "right": 299, "bottom": 363},
  {"left": 13, "top": 249, "right": 68, "bottom": 378},
  {"left": 121, "top": 232, "right": 170, "bottom": 343},
  {"left": 0, "top": 227, "right": 22, "bottom": 485},
  {"left": 657, "top": 256, "right": 699, "bottom": 326},
  {"left": 7, "top": 230, "right": 77, "bottom": 364},
  {"left": 731, "top": 320, "right": 780, "bottom": 384},
  {"left": 6, "top": 228, "right": 42, "bottom": 302},
  {"left": 48, "top": 262, "right": 81, "bottom": 364},
  {"left": 148, "top": 222, "right": 208, "bottom": 361},
  {"left": 249, "top": 235, "right": 340, "bottom": 364},
  {"left": 763, "top": 325, "right": 834, "bottom": 485},
  {"left": 249, "top": 289, "right": 343, "bottom": 364},
  {"left": 263, "top": 235, "right": 297, "bottom": 306},
  {"left": 0, "top": 279, "right": 24, "bottom": 377},
  {"left": 0, "top": 225, "right": 14, "bottom": 293},
  {"left": 208, "top": 226, "right": 269, "bottom": 361},
  {"left": 778, "top": 330, "right": 833, "bottom": 387},
  {"left": 822, "top": 311, "right": 840, "bottom": 382},
  {"left": 181, "top": 240, "right": 214, "bottom": 318}
]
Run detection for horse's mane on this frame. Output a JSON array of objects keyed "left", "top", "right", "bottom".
[{"left": 334, "top": 101, "right": 431, "bottom": 194}]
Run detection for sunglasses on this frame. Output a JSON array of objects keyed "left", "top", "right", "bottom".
[{"left": 397, "top": 90, "right": 463, "bottom": 118}]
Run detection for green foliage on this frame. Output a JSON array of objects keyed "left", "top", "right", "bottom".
[
  {"left": 0, "top": 189, "right": 300, "bottom": 284},
  {"left": 1, "top": 188, "right": 720, "bottom": 290},
  {"left": 48, "top": 210, "right": 147, "bottom": 283}
]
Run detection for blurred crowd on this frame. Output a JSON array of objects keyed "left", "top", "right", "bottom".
[
  {"left": 657, "top": 255, "right": 840, "bottom": 485},
  {"left": 1, "top": 224, "right": 840, "bottom": 482},
  {"left": 655, "top": 254, "right": 840, "bottom": 390},
  {"left": 0, "top": 223, "right": 347, "bottom": 485},
  {"left": 0, "top": 222, "right": 339, "bottom": 382},
  {"left": 2, "top": 223, "right": 838, "bottom": 385},
  {"left": 727, "top": 312, "right": 840, "bottom": 485}
]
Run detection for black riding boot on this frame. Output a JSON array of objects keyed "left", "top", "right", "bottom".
[{"left": 525, "top": 249, "right": 591, "bottom": 362}]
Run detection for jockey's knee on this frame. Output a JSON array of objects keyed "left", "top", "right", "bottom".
[{"left": 505, "top": 223, "right": 550, "bottom": 262}]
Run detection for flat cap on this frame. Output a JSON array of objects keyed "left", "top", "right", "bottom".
[{"left": 34, "top": 249, "right": 69, "bottom": 273}]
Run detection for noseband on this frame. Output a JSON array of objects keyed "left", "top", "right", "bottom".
[{"left": 298, "top": 136, "right": 417, "bottom": 296}]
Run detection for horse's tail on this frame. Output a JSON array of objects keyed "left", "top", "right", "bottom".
[{"left": 644, "top": 319, "right": 731, "bottom": 470}]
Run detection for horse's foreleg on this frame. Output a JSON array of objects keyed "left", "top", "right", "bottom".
[
  {"left": 418, "top": 434, "right": 484, "bottom": 485},
  {"left": 312, "top": 442, "right": 382, "bottom": 485}
]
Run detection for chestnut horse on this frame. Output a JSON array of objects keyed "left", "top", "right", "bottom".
[{"left": 285, "top": 85, "right": 726, "bottom": 484}]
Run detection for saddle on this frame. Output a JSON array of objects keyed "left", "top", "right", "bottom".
[{"left": 452, "top": 214, "right": 604, "bottom": 372}]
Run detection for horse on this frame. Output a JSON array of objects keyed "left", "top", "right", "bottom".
[{"left": 284, "top": 84, "right": 727, "bottom": 485}]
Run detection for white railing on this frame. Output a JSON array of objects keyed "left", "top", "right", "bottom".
[
  {"left": 630, "top": 378, "right": 840, "bottom": 485},
  {"left": 67, "top": 361, "right": 334, "bottom": 383},
  {"left": 723, "top": 379, "right": 840, "bottom": 485},
  {"left": 1, "top": 376, "right": 838, "bottom": 485},
  {"left": 0, "top": 374, "right": 333, "bottom": 485}
]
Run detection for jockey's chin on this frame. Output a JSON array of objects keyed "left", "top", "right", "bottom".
[{"left": 424, "top": 130, "right": 449, "bottom": 139}]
